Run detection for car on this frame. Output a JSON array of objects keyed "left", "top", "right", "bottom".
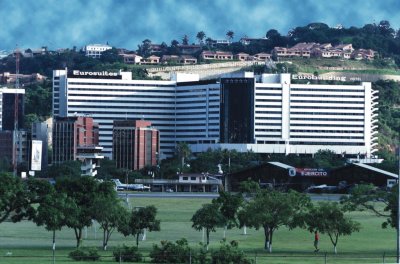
[
  {"left": 305, "top": 184, "right": 338, "bottom": 194},
  {"left": 166, "top": 188, "right": 174, "bottom": 192}
]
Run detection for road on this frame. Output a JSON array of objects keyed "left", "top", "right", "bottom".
[{"left": 118, "top": 192, "right": 344, "bottom": 201}]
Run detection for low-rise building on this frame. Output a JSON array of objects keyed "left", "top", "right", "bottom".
[{"left": 83, "top": 44, "right": 112, "bottom": 58}]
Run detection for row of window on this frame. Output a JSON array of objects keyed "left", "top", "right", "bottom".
[
  {"left": 290, "top": 94, "right": 364, "bottom": 98},
  {"left": 290, "top": 118, "right": 364, "bottom": 122},
  {"left": 290, "top": 100, "right": 364, "bottom": 104},
  {"left": 68, "top": 82, "right": 175, "bottom": 88}
]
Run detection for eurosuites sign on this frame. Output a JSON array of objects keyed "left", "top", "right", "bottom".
[{"left": 68, "top": 70, "right": 121, "bottom": 79}]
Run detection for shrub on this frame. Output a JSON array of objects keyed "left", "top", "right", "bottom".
[
  {"left": 150, "top": 238, "right": 191, "bottom": 263},
  {"left": 69, "top": 249, "right": 86, "bottom": 261},
  {"left": 69, "top": 248, "right": 100, "bottom": 262},
  {"left": 210, "top": 240, "right": 252, "bottom": 264},
  {"left": 113, "top": 245, "right": 142, "bottom": 262}
]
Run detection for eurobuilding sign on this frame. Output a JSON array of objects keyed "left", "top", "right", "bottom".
[{"left": 31, "top": 140, "right": 42, "bottom": 171}]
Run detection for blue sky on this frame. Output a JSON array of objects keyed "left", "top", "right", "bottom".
[{"left": 0, "top": 0, "right": 399, "bottom": 51}]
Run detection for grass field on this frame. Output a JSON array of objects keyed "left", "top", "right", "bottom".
[{"left": 0, "top": 196, "right": 397, "bottom": 263}]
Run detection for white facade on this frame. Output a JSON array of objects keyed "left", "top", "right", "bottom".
[
  {"left": 193, "top": 73, "right": 378, "bottom": 157},
  {"left": 83, "top": 44, "right": 112, "bottom": 58},
  {"left": 53, "top": 71, "right": 378, "bottom": 159},
  {"left": 53, "top": 69, "right": 219, "bottom": 158}
]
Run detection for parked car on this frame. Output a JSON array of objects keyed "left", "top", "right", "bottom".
[{"left": 305, "top": 184, "right": 338, "bottom": 194}]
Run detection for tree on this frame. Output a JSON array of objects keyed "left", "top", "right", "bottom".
[
  {"left": 175, "top": 142, "right": 192, "bottom": 171},
  {"left": 119, "top": 206, "right": 160, "bottom": 247},
  {"left": 196, "top": 31, "right": 206, "bottom": 44},
  {"left": 313, "top": 149, "right": 345, "bottom": 169},
  {"left": 191, "top": 203, "right": 225, "bottom": 250},
  {"left": 306, "top": 202, "right": 360, "bottom": 253},
  {"left": 92, "top": 189, "right": 127, "bottom": 250},
  {"left": 182, "top": 35, "right": 190, "bottom": 45},
  {"left": 0, "top": 172, "right": 31, "bottom": 224},
  {"left": 137, "top": 39, "right": 152, "bottom": 57},
  {"left": 33, "top": 189, "right": 77, "bottom": 262},
  {"left": 341, "top": 184, "right": 396, "bottom": 228},
  {"left": 226, "top": 30, "right": 234, "bottom": 42},
  {"left": 213, "top": 191, "right": 243, "bottom": 238},
  {"left": 100, "top": 47, "right": 123, "bottom": 64},
  {"left": 266, "top": 29, "right": 281, "bottom": 39},
  {"left": 56, "top": 177, "right": 114, "bottom": 247},
  {"left": 238, "top": 189, "right": 310, "bottom": 252}
]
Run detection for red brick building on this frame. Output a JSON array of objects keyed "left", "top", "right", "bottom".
[
  {"left": 52, "top": 116, "right": 103, "bottom": 176},
  {"left": 112, "top": 120, "right": 159, "bottom": 171}
]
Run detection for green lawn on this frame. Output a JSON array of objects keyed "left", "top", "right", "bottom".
[{"left": 0, "top": 197, "right": 397, "bottom": 263}]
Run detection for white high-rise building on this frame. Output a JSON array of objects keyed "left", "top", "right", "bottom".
[
  {"left": 53, "top": 70, "right": 378, "bottom": 159},
  {"left": 53, "top": 69, "right": 219, "bottom": 158}
]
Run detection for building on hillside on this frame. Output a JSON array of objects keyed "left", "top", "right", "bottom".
[
  {"left": 83, "top": 44, "right": 112, "bottom": 58},
  {"left": 254, "top": 53, "right": 272, "bottom": 61},
  {"left": 352, "top": 49, "right": 376, "bottom": 60},
  {"left": 142, "top": 55, "right": 160, "bottom": 64},
  {"left": 112, "top": 120, "right": 159, "bottom": 171},
  {"left": 121, "top": 54, "right": 143, "bottom": 64},
  {"left": 52, "top": 116, "right": 104, "bottom": 176},
  {"left": 0, "top": 72, "right": 46, "bottom": 85},
  {"left": 177, "top": 44, "right": 202, "bottom": 55},
  {"left": 53, "top": 70, "right": 377, "bottom": 161},
  {"left": 0, "top": 87, "right": 24, "bottom": 131},
  {"left": 210, "top": 39, "right": 231, "bottom": 47},
  {"left": 234, "top": 52, "right": 250, "bottom": 61},
  {"left": 179, "top": 55, "right": 197, "bottom": 64},
  {"left": 161, "top": 55, "right": 180, "bottom": 64},
  {"left": 273, "top": 42, "right": 376, "bottom": 60}
]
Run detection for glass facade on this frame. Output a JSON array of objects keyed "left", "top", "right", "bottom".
[{"left": 220, "top": 78, "right": 254, "bottom": 143}]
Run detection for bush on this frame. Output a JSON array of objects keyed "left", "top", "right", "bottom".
[
  {"left": 69, "top": 249, "right": 86, "bottom": 261},
  {"left": 113, "top": 245, "right": 142, "bottom": 262},
  {"left": 150, "top": 238, "right": 191, "bottom": 263},
  {"left": 210, "top": 240, "right": 252, "bottom": 264},
  {"left": 69, "top": 248, "right": 100, "bottom": 262}
]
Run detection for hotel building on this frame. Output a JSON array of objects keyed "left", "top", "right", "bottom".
[{"left": 53, "top": 70, "right": 378, "bottom": 159}]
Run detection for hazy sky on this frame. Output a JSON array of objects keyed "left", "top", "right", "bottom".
[{"left": 1, "top": 0, "right": 399, "bottom": 51}]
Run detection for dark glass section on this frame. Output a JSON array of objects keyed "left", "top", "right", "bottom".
[
  {"left": 2, "top": 93, "right": 24, "bottom": 130},
  {"left": 220, "top": 78, "right": 254, "bottom": 143}
]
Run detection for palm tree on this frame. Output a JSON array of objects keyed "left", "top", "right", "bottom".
[
  {"left": 196, "top": 31, "right": 206, "bottom": 45},
  {"left": 182, "top": 35, "right": 189, "bottom": 45},
  {"left": 226, "top": 30, "right": 234, "bottom": 43}
]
